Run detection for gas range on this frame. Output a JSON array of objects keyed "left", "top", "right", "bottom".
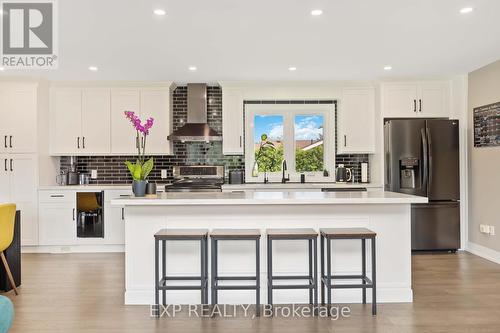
[{"left": 165, "top": 166, "right": 224, "bottom": 192}]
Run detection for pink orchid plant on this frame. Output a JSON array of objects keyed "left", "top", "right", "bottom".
[{"left": 124, "top": 111, "right": 154, "bottom": 181}]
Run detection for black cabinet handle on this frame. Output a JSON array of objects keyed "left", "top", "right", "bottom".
[
  {"left": 82, "top": 137, "right": 85, "bottom": 149},
  {"left": 344, "top": 135, "right": 347, "bottom": 147},
  {"left": 3, "top": 136, "right": 7, "bottom": 148},
  {"left": 72, "top": 208, "right": 75, "bottom": 221},
  {"left": 413, "top": 99, "right": 417, "bottom": 112},
  {"left": 121, "top": 208, "right": 124, "bottom": 220},
  {"left": 136, "top": 136, "right": 139, "bottom": 149},
  {"left": 4, "top": 159, "right": 7, "bottom": 171},
  {"left": 239, "top": 135, "right": 242, "bottom": 148},
  {"left": 419, "top": 99, "right": 422, "bottom": 112},
  {"left": 50, "top": 194, "right": 64, "bottom": 198},
  {"left": 9, "top": 135, "right": 12, "bottom": 148},
  {"left": 10, "top": 159, "right": 13, "bottom": 172},
  {"left": 77, "top": 137, "right": 80, "bottom": 149}
]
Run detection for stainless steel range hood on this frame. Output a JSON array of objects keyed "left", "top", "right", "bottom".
[{"left": 168, "top": 83, "right": 222, "bottom": 142}]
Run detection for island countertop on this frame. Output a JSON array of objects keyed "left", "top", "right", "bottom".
[{"left": 112, "top": 190, "right": 427, "bottom": 206}]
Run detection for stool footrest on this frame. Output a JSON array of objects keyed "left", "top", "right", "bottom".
[
  {"left": 163, "top": 276, "right": 203, "bottom": 281},
  {"left": 158, "top": 285, "right": 205, "bottom": 291},
  {"left": 215, "top": 276, "right": 257, "bottom": 281},
  {"left": 215, "top": 285, "right": 259, "bottom": 290},
  {"left": 270, "top": 283, "right": 316, "bottom": 290},
  {"left": 271, "top": 275, "right": 311, "bottom": 280}
]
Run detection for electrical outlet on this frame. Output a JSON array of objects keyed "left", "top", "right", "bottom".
[
  {"left": 161, "top": 169, "right": 168, "bottom": 179},
  {"left": 490, "top": 226, "right": 495, "bottom": 236},
  {"left": 91, "top": 170, "right": 98, "bottom": 179},
  {"left": 480, "top": 224, "right": 490, "bottom": 234}
]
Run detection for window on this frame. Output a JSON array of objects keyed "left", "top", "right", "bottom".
[{"left": 245, "top": 104, "right": 334, "bottom": 182}]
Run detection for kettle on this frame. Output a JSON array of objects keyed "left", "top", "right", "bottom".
[{"left": 335, "top": 164, "right": 352, "bottom": 183}]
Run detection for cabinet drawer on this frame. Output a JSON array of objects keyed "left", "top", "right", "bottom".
[
  {"left": 39, "top": 190, "right": 75, "bottom": 203},
  {"left": 104, "top": 190, "right": 133, "bottom": 202}
]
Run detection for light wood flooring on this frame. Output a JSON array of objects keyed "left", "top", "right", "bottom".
[{"left": 2, "top": 252, "right": 500, "bottom": 333}]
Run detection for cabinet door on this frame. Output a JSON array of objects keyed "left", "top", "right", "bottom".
[
  {"left": 222, "top": 88, "right": 244, "bottom": 155},
  {"left": 338, "top": 88, "right": 375, "bottom": 153},
  {"left": 82, "top": 89, "right": 111, "bottom": 154},
  {"left": 140, "top": 89, "right": 171, "bottom": 155},
  {"left": 0, "top": 155, "right": 10, "bottom": 202},
  {"left": 8, "top": 87, "right": 37, "bottom": 153},
  {"left": 111, "top": 89, "right": 140, "bottom": 154},
  {"left": 0, "top": 90, "right": 8, "bottom": 153},
  {"left": 104, "top": 205, "right": 125, "bottom": 245},
  {"left": 417, "top": 82, "right": 450, "bottom": 118},
  {"left": 38, "top": 202, "right": 76, "bottom": 246},
  {"left": 10, "top": 155, "right": 38, "bottom": 245},
  {"left": 51, "top": 88, "right": 82, "bottom": 155},
  {"left": 382, "top": 83, "right": 418, "bottom": 117}
]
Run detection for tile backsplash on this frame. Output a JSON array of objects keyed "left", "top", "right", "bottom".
[{"left": 60, "top": 86, "right": 369, "bottom": 184}]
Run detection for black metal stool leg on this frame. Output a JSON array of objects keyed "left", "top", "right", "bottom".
[
  {"left": 204, "top": 236, "right": 209, "bottom": 304},
  {"left": 200, "top": 237, "right": 206, "bottom": 304},
  {"left": 320, "top": 234, "right": 325, "bottom": 306},
  {"left": 154, "top": 238, "right": 159, "bottom": 317},
  {"left": 256, "top": 238, "right": 260, "bottom": 317},
  {"left": 326, "top": 237, "right": 332, "bottom": 315},
  {"left": 371, "top": 237, "right": 377, "bottom": 316},
  {"left": 162, "top": 240, "right": 166, "bottom": 306},
  {"left": 211, "top": 238, "right": 217, "bottom": 309},
  {"left": 308, "top": 239, "right": 313, "bottom": 305},
  {"left": 313, "top": 236, "right": 318, "bottom": 316},
  {"left": 362, "top": 238, "right": 366, "bottom": 304},
  {"left": 267, "top": 236, "right": 273, "bottom": 309}
]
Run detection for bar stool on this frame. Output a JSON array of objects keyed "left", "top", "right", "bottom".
[
  {"left": 267, "top": 228, "right": 318, "bottom": 313},
  {"left": 154, "top": 229, "right": 209, "bottom": 314},
  {"left": 210, "top": 229, "right": 261, "bottom": 316},
  {"left": 320, "top": 228, "right": 377, "bottom": 315}
]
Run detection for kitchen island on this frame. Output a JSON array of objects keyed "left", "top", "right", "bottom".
[{"left": 112, "top": 191, "right": 427, "bottom": 305}]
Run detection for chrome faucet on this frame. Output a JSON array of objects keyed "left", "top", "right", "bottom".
[{"left": 282, "top": 160, "right": 290, "bottom": 183}]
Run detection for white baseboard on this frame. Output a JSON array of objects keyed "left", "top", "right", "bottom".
[
  {"left": 466, "top": 242, "right": 500, "bottom": 265},
  {"left": 22, "top": 245, "right": 125, "bottom": 254}
]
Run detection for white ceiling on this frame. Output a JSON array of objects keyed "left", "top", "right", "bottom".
[{"left": 2, "top": 0, "right": 500, "bottom": 82}]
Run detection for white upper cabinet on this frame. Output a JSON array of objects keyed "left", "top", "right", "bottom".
[
  {"left": 82, "top": 89, "right": 111, "bottom": 153},
  {"left": 51, "top": 83, "right": 173, "bottom": 156},
  {"left": 381, "top": 81, "right": 450, "bottom": 118},
  {"left": 139, "top": 89, "right": 172, "bottom": 155},
  {"left": 338, "top": 87, "right": 376, "bottom": 154},
  {"left": 222, "top": 87, "right": 244, "bottom": 155},
  {"left": 51, "top": 88, "right": 83, "bottom": 155},
  {"left": 0, "top": 83, "right": 38, "bottom": 153},
  {"left": 51, "top": 87, "right": 111, "bottom": 155},
  {"left": 111, "top": 89, "right": 140, "bottom": 155}
]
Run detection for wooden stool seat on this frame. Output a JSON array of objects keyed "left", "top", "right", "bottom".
[
  {"left": 210, "top": 229, "right": 261, "bottom": 239},
  {"left": 320, "top": 228, "right": 376, "bottom": 239},
  {"left": 155, "top": 228, "right": 208, "bottom": 239},
  {"left": 266, "top": 228, "right": 318, "bottom": 239}
]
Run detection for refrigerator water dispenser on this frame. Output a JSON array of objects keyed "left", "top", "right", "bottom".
[{"left": 400, "top": 157, "right": 419, "bottom": 189}]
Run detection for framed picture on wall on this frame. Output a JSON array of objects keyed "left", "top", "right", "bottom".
[{"left": 473, "top": 101, "right": 500, "bottom": 147}]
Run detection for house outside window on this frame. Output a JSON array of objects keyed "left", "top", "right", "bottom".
[{"left": 245, "top": 104, "right": 335, "bottom": 182}]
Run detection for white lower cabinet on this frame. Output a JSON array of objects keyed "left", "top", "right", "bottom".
[{"left": 38, "top": 189, "right": 127, "bottom": 247}]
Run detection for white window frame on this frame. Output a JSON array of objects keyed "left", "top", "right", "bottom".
[{"left": 245, "top": 104, "right": 335, "bottom": 183}]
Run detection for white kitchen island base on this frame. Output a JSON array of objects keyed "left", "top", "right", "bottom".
[{"left": 114, "top": 191, "right": 427, "bottom": 305}]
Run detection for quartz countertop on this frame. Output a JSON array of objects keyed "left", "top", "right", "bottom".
[
  {"left": 222, "top": 182, "right": 382, "bottom": 190},
  {"left": 112, "top": 190, "right": 427, "bottom": 206}
]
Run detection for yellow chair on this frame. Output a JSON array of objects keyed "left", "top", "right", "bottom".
[{"left": 0, "top": 203, "right": 18, "bottom": 295}]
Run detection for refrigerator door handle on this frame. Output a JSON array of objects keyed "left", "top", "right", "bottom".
[
  {"left": 426, "top": 126, "right": 433, "bottom": 194},
  {"left": 421, "top": 128, "right": 429, "bottom": 193}
]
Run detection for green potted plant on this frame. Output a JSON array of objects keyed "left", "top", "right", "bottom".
[
  {"left": 253, "top": 133, "right": 276, "bottom": 177},
  {"left": 124, "top": 111, "right": 154, "bottom": 197}
]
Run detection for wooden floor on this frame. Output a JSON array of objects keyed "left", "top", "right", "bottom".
[{"left": 2, "top": 252, "right": 500, "bottom": 332}]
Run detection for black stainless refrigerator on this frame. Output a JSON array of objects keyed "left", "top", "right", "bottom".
[{"left": 384, "top": 119, "right": 460, "bottom": 251}]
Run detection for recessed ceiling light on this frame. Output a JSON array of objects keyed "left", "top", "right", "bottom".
[
  {"left": 288, "top": 66, "right": 297, "bottom": 71},
  {"left": 459, "top": 7, "right": 474, "bottom": 14},
  {"left": 311, "top": 9, "right": 323, "bottom": 16},
  {"left": 188, "top": 66, "right": 197, "bottom": 71},
  {"left": 384, "top": 66, "right": 392, "bottom": 71},
  {"left": 153, "top": 9, "right": 166, "bottom": 16},
  {"left": 88, "top": 66, "right": 98, "bottom": 71}
]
